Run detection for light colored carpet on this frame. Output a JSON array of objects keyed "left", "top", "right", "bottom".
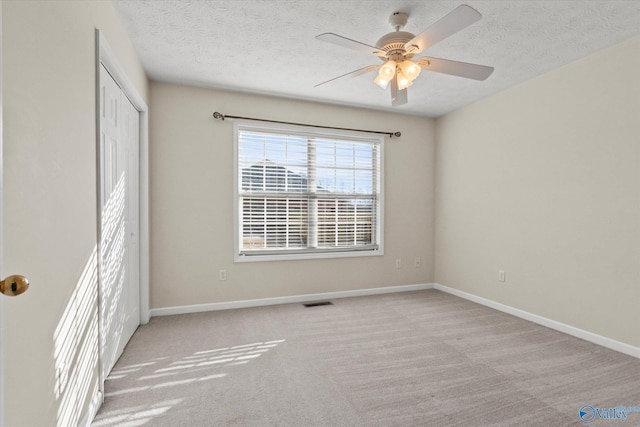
[{"left": 92, "top": 290, "right": 640, "bottom": 426}]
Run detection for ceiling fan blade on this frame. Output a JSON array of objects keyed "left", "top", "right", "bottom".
[
  {"left": 316, "top": 33, "right": 387, "bottom": 57},
  {"left": 390, "top": 76, "right": 407, "bottom": 106},
  {"left": 314, "top": 64, "right": 380, "bottom": 87},
  {"left": 416, "top": 56, "right": 494, "bottom": 80},
  {"left": 404, "top": 5, "right": 481, "bottom": 54}
]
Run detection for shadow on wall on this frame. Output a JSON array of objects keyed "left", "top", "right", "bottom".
[
  {"left": 92, "top": 340, "right": 285, "bottom": 426},
  {"left": 53, "top": 247, "right": 100, "bottom": 427},
  {"left": 53, "top": 170, "right": 128, "bottom": 426}
]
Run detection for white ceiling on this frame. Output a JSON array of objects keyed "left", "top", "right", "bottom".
[{"left": 113, "top": 0, "right": 640, "bottom": 117}]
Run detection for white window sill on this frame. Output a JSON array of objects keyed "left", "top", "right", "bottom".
[{"left": 234, "top": 248, "right": 384, "bottom": 263}]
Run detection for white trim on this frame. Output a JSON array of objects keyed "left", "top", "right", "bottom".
[
  {"left": 78, "top": 390, "right": 103, "bottom": 427},
  {"left": 235, "top": 248, "right": 383, "bottom": 263},
  {"left": 138, "top": 110, "right": 151, "bottom": 325},
  {"left": 0, "top": 4, "right": 5, "bottom": 425},
  {"left": 433, "top": 283, "right": 640, "bottom": 359},
  {"left": 150, "top": 283, "right": 434, "bottom": 317}
]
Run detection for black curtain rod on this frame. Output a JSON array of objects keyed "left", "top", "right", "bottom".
[{"left": 212, "top": 112, "right": 401, "bottom": 138}]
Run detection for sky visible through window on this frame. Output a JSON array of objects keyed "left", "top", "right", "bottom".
[{"left": 239, "top": 132, "right": 375, "bottom": 195}]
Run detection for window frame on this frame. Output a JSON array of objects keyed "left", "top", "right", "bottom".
[{"left": 233, "top": 120, "right": 384, "bottom": 263}]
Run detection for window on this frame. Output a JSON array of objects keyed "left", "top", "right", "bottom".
[{"left": 234, "top": 121, "right": 384, "bottom": 261}]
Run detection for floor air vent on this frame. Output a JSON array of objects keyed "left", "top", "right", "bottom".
[{"left": 303, "top": 301, "right": 333, "bottom": 308}]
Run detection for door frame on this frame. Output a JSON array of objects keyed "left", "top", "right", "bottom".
[
  {"left": 0, "top": 4, "right": 5, "bottom": 426},
  {"left": 95, "top": 29, "right": 150, "bottom": 390}
]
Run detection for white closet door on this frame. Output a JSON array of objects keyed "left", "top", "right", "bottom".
[
  {"left": 121, "top": 85, "right": 140, "bottom": 352},
  {"left": 99, "top": 64, "right": 140, "bottom": 377}
]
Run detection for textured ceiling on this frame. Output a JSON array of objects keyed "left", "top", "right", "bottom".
[{"left": 113, "top": 0, "right": 640, "bottom": 117}]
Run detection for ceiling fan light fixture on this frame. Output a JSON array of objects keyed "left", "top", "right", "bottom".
[
  {"left": 378, "top": 60, "right": 396, "bottom": 80},
  {"left": 399, "top": 60, "right": 421, "bottom": 81},
  {"left": 374, "top": 74, "right": 390, "bottom": 89},
  {"left": 396, "top": 69, "right": 412, "bottom": 90}
]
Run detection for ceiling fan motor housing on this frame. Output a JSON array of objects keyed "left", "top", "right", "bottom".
[{"left": 376, "top": 31, "right": 415, "bottom": 60}]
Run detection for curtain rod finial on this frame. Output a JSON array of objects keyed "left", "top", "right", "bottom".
[
  {"left": 213, "top": 112, "right": 225, "bottom": 120},
  {"left": 393, "top": 132, "right": 401, "bottom": 138}
]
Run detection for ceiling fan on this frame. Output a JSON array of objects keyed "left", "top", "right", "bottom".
[{"left": 315, "top": 4, "right": 494, "bottom": 106}]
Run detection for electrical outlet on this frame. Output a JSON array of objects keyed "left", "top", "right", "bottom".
[
  {"left": 219, "top": 270, "right": 227, "bottom": 281},
  {"left": 414, "top": 257, "right": 421, "bottom": 268},
  {"left": 395, "top": 259, "right": 401, "bottom": 269},
  {"left": 498, "top": 270, "right": 506, "bottom": 282}
]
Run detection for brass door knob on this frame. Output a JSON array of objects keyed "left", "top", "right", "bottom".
[{"left": 0, "top": 275, "right": 29, "bottom": 296}]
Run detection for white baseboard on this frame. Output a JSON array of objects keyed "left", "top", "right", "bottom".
[
  {"left": 433, "top": 283, "right": 640, "bottom": 359},
  {"left": 150, "top": 283, "right": 434, "bottom": 317},
  {"left": 78, "top": 390, "right": 102, "bottom": 427}
]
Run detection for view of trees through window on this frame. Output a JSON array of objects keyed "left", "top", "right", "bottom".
[{"left": 237, "top": 129, "right": 381, "bottom": 255}]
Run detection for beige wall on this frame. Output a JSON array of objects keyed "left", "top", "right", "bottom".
[
  {"left": 2, "top": 1, "right": 147, "bottom": 425},
  {"left": 150, "top": 82, "right": 435, "bottom": 309},
  {"left": 435, "top": 35, "right": 640, "bottom": 348}
]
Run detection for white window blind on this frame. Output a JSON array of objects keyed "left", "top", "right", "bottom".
[{"left": 234, "top": 122, "right": 383, "bottom": 261}]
